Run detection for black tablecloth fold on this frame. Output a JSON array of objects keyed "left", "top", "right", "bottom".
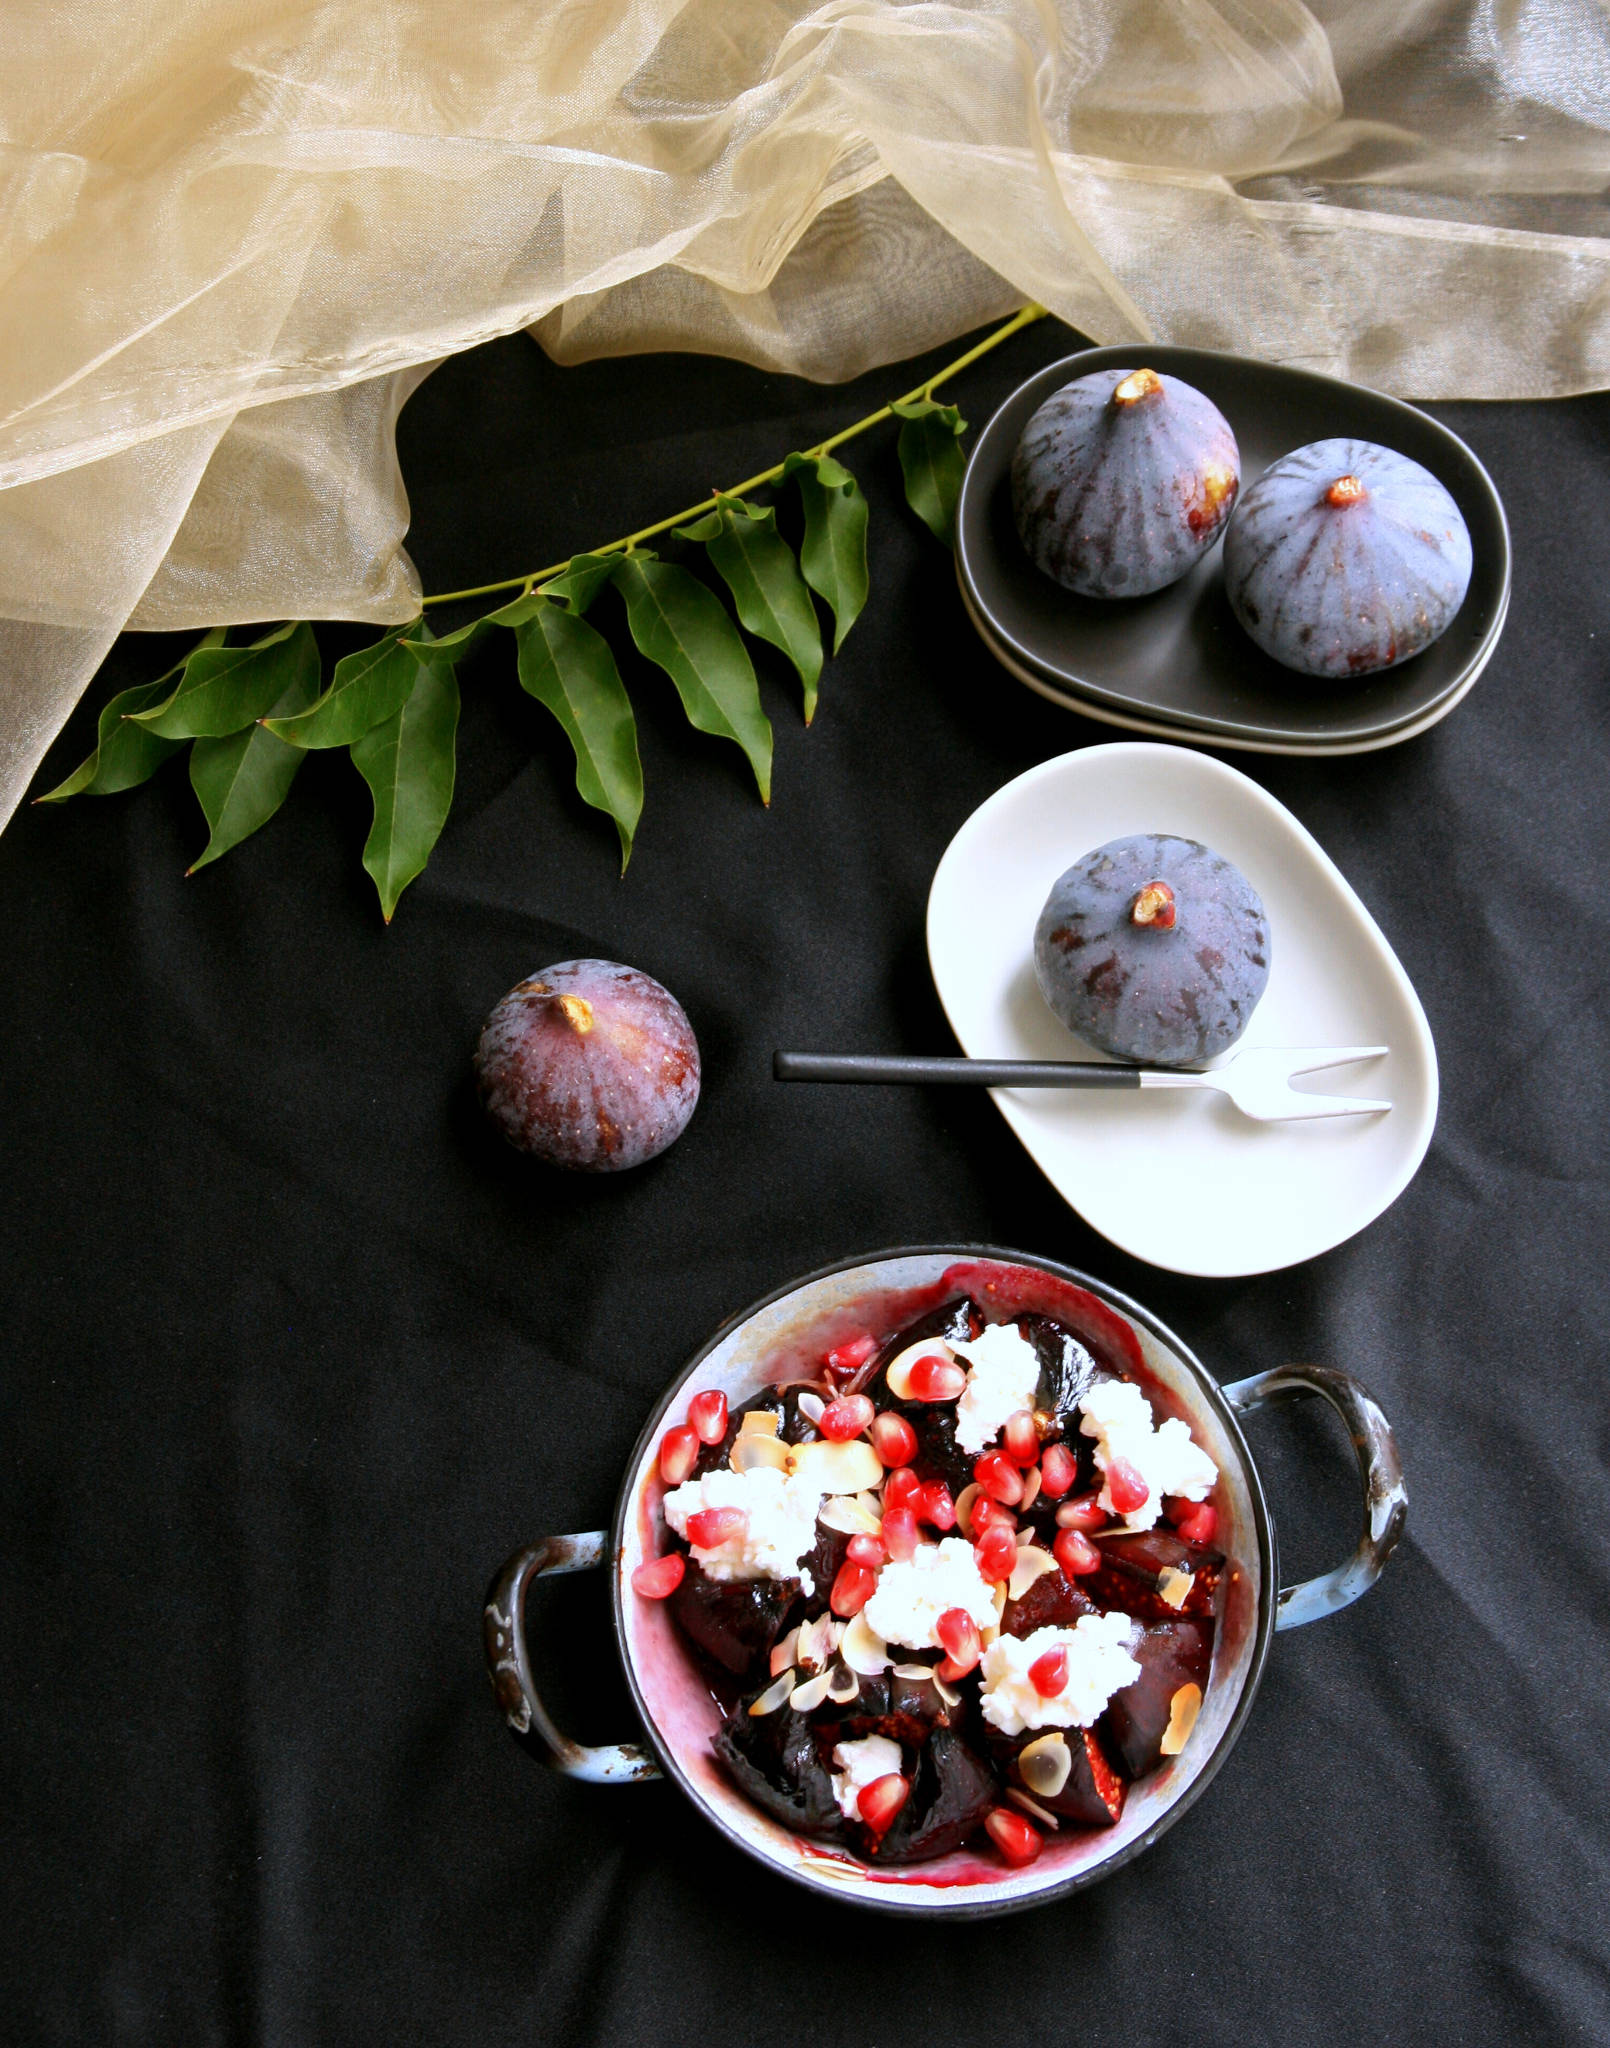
[{"left": 3, "top": 322, "right": 1606, "bottom": 2046}]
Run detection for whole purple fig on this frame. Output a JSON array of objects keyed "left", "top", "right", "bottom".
[
  {"left": 475, "top": 959, "right": 700, "bottom": 1171},
  {"left": 1012, "top": 367, "right": 1240, "bottom": 598},
  {"left": 1223, "top": 438, "right": 1473, "bottom": 677}
]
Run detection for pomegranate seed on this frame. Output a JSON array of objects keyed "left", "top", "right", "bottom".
[
  {"left": 1175, "top": 1501, "right": 1218, "bottom": 1547},
  {"left": 846, "top": 1532, "right": 887, "bottom": 1568},
  {"left": 935, "top": 1608, "right": 982, "bottom": 1675},
  {"left": 868, "top": 1411, "right": 918, "bottom": 1467},
  {"left": 820, "top": 1394, "right": 875, "bottom": 1442},
  {"left": 970, "top": 1494, "right": 1018, "bottom": 1537},
  {"left": 658, "top": 1424, "right": 699, "bottom": 1485},
  {"left": 984, "top": 1806, "right": 1044, "bottom": 1867},
  {"left": 918, "top": 1481, "right": 957, "bottom": 1531},
  {"left": 685, "top": 1506, "right": 746, "bottom": 1549},
  {"left": 1003, "top": 1410, "right": 1041, "bottom": 1467},
  {"left": 687, "top": 1390, "right": 728, "bottom": 1445},
  {"left": 1106, "top": 1456, "right": 1150, "bottom": 1516},
  {"left": 631, "top": 1553, "right": 686, "bottom": 1599},
  {"left": 830, "top": 1560, "right": 878, "bottom": 1617},
  {"left": 882, "top": 1466, "right": 922, "bottom": 1513},
  {"left": 907, "top": 1354, "right": 967, "bottom": 1402},
  {"left": 825, "top": 1333, "right": 879, "bottom": 1378},
  {"left": 856, "top": 1773, "right": 909, "bottom": 1834},
  {"left": 880, "top": 1506, "right": 920, "bottom": 1562},
  {"left": 1054, "top": 1527, "right": 1100, "bottom": 1577},
  {"left": 1056, "top": 1492, "right": 1108, "bottom": 1532},
  {"left": 975, "top": 1450, "right": 1025, "bottom": 1506},
  {"left": 974, "top": 1523, "right": 1017, "bottom": 1584},
  {"left": 1028, "top": 1645, "right": 1068, "bottom": 1697},
  {"left": 1039, "top": 1443, "right": 1078, "bottom": 1499}
]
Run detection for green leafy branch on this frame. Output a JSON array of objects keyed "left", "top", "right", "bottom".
[{"left": 37, "top": 303, "right": 1046, "bottom": 919}]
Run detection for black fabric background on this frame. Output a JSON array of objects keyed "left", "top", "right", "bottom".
[{"left": 3, "top": 318, "right": 1607, "bottom": 2045}]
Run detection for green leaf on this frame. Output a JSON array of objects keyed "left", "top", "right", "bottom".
[
  {"left": 676, "top": 496, "right": 822, "bottom": 724},
  {"left": 781, "top": 453, "right": 869, "bottom": 653},
  {"left": 515, "top": 598, "right": 643, "bottom": 869},
  {"left": 349, "top": 650, "right": 460, "bottom": 922},
  {"left": 537, "top": 552, "right": 621, "bottom": 616},
  {"left": 34, "top": 630, "right": 225, "bottom": 802},
  {"left": 612, "top": 554, "right": 772, "bottom": 802},
  {"left": 890, "top": 400, "right": 967, "bottom": 547},
  {"left": 131, "top": 622, "right": 317, "bottom": 739},
  {"left": 186, "top": 642, "right": 325, "bottom": 872},
  {"left": 264, "top": 622, "right": 427, "bottom": 749}
]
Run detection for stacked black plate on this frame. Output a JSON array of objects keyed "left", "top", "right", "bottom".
[{"left": 955, "top": 346, "right": 1511, "bottom": 756}]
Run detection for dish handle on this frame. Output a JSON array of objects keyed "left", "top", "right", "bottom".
[
  {"left": 1223, "top": 1366, "right": 1407, "bottom": 1631},
  {"left": 483, "top": 1532, "right": 662, "bottom": 1782}
]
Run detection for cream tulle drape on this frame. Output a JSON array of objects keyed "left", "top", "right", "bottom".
[{"left": 3, "top": 0, "right": 1609, "bottom": 826}]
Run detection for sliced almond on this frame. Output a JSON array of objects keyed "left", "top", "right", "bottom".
[
  {"left": 1006, "top": 1786, "right": 1061, "bottom": 1831},
  {"left": 1007, "top": 1543, "right": 1059, "bottom": 1603},
  {"left": 818, "top": 1494, "right": 882, "bottom": 1537},
  {"left": 854, "top": 1489, "right": 884, "bottom": 1519},
  {"left": 1157, "top": 1567, "right": 1194, "bottom": 1611},
  {"left": 769, "top": 1626, "right": 801, "bottom": 1678},
  {"left": 933, "top": 1673, "right": 963, "bottom": 1709},
  {"left": 1159, "top": 1682, "right": 1202, "bottom": 1756},
  {"left": 991, "top": 1580, "right": 1009, "bottom": 1622},
  {"left": 841, "top": 1608, "right": 892, "bottom": 1677},
  {"left": 1018, "top": 1466, "right": 1042, "bottom": 1512},
  {"left": 1018, "top": 1731, "right": 1073, "bottom": 1798},
  {"left": 796, "top": 1611, "right": 840, "bottom": 1672},
  {"left": 796, "top": 1390, "right": 827, "bottom": 1425},
  {"left": 738, "top": 1408, "right": 781, "bottom": 1438},
  {"left": 730, "top": 1432, "right": 790, "bottom": 1475},
  {"left": 790, "top": 1439, "right": 882, "bottom": 1495},
  {"left": 953, "top": 1481, "right": 982, "bottom": 1540},
  {"left": 748, "top": 1670, "right": 794, "bottom": 1716},
  {"left": 883, "top": 1339, "right": 953, "bottom": 1403},
  {"left": 891, "top": 1661, "right": 936, "bottom": 1682},
  {"left": 826, "top": 1662, "right": 860, "bottom": 1704},
  {"left": 789, "top": 1669, "right": 833, "bottom": 1712}
]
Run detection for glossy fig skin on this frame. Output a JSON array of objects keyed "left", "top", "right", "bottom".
[
  {"left": 1224, "top": 438, "right": 1473, "bottom": 677},
  {"left": 1034, "top": 834, "right": 1270, "bottom": 1067},
  {"left": 1011, "top": 367, "right": 1240, "bottom": 598},
  {"left": 474, "top": 958, "right": 699, "bottom": 1171}
]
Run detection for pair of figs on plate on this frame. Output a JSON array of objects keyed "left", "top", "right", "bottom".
[{"left": 1010, "top": 366, "right": 1474, "bottom": 679}]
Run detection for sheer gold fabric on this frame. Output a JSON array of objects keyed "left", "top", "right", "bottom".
[{"left": 3, "top": 0, "right": 1608, "bottom": 824}]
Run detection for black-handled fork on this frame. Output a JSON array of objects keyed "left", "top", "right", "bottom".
[{"left": 773, "top": 1047, "right": 1391, "bottom": 1123}]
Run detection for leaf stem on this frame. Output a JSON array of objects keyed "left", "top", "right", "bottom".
[{"left": 419, "top": 303, "right": 1048, "bottom": 609}]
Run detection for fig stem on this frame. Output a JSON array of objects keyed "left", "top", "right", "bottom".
[
  {"left": 1325, "top": 474, "right": 1367, "bottom": 507},
  {"left": 1112, "top": 367, "right": 1162, "bottom": 407},
  {"left": 1131, "top": 880, "right": 1177, "bottom": 930},
  {"left": 419, "top": 303, "right": 1051, "bottom": 608}
]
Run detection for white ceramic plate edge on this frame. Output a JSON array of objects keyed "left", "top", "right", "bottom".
[
  {"left": 925, "top": 743, "right": 1441, "bottom": 1277},
  {"left": 958, "top": 566, "right": 1506, "bottom": 757}
]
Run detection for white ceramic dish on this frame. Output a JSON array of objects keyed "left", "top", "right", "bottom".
[
  {"left": 926, "top": 744, "right": 1438, "bottom": 1277},
  {"left": 958, "top": 572, "right": 1500, "bottom": 758}
]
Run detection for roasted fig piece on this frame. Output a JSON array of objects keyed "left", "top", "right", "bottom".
[
  {"left": 1035, "top": 833, "right": 1270, "bottom": 1068},
  {"left": 1086, "top": 1528, "right": 1223, "bottom": 1621},
  {"left": 1224, "top": 438, "right": 1473, "bottom": 678},
  {"left": 1012, "top": 366, "right": 1240, "bottom": 598},
  {"left": 1001, "top": 1565, "right": 1099, "bottom": 1638},
  {"left": 713, "top": 1701, "right": 842, "bottom": 1836},
  {"left": 863, "top": 1728, "right": 998, "bottom": 1864},
  {"left": 668, "top": 1560, "right": 797, "bottom": 1679},
  {"left": 992, "top": 1725, "right": 1126, "bottom": 1828},
  {"left": 817, "top": 1665, "right": 953, "bottom": 1748},
  {"left": 1016, "top": 1313, "right": 1109, "bottom": 1429},
  {"left": 1101, "top": 1618, "right": 1214, "bottom": 1778}
]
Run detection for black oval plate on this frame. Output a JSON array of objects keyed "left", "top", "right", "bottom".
[{"left": 956, "top": 346, "right": 1511, "bottom": 747}]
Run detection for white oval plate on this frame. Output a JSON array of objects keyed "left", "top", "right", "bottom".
[{"left": 926, "top": 744, "right": 1438, "bottom": 1277}]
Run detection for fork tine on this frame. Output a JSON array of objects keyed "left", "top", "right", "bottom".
[
  {"left": 1267, "top": 1091, "right": 1393, "bottom": 1121},
  {"left": 1279, "top": 1046, "right": 1389, "bottom": 1075}
]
